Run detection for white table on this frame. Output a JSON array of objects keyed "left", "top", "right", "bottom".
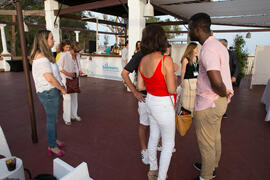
[
  {"left": 261, "top": 79, "right": 270, "bottom": 122},
  {"left": 0, "top": 157, "right": 25, "bottom": 180}
]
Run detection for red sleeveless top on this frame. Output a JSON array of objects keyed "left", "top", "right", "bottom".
[{"left": 139, "top": 55, "right": 169, "bottom": 96}]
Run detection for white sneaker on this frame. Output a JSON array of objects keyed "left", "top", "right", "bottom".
[
  {"left": 72, "top": 116, "right": 81, "bottom": 121},
  {"left": 141, "top": 149, "right": 149, "bottom": 165},
  {"left": 157, "top": 146, "right": 176, "bottom": 153}
]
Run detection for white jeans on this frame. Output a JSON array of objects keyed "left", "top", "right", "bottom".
[
  {"left": 138, "top": 101, "right": 150, "bottom": 126},
  {"left": 146, "top": 94, "right": 175, "bottom": 180},
  {"left": 63, "top": 93, "right": 79, "bottom": 122}
]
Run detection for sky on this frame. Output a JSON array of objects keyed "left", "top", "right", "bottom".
[{"left": 86, "top": 12, "right": 270, "bottom": 55}]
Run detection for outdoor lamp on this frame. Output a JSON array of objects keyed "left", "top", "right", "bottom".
[
  {"left": 246, "top": 32, "right": 251, "bottom": 39},
  {"left": 144, "top": 0, "right": 154, "bottom": 17}
]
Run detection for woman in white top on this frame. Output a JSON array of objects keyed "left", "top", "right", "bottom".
[
  {"left": 57, "top": 42, "right": 82, "bottom": 125},
  {"left": 30, "top": 30, "right": 67, "bottom": 157}
]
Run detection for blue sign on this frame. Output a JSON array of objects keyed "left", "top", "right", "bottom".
[{"left": 102, "top": 63, "right": 119, "bottom": 72}]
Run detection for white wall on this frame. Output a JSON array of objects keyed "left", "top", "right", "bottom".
[{"left": 250, "top": 45, "right": 270, "bottom": 86}]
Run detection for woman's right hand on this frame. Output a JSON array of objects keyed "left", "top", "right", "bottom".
[
  {"left": 134, "top": 91, "right": 146, "bottom": 102},
  {"left": 61, "top": 87, "right": 67, "bottom": 95},
  {"left": 69, "top": 72, "right": 76, "bottom": 78},
  {"left": 180, "top": 81, "right": 184, "bottom": 88}
]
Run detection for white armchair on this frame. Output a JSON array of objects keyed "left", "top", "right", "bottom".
[
  {"left": 53, "top": 158, "right": 94, "bottom": 180},
  {"left": 0, "top": 126, "right": 11, "bottom": 158},
  {"left": 0, "top": 126, "right": 25, "bottom": 180}
]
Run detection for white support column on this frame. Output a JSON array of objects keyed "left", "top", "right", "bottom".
[
  {"left": 0, "top": 24, "right": 11, "bottom": 71},
  {"left": 44, "top": 0, "right": 60, "bottom": 52},
  {"left": 128, "top": 0, "right": 145, "bottom": 59},
  {"left": 74, "top": 31, "right": 80, "bottom": 42},
  {"left": 127, "top": 0, "right": 145, "bottom": 87},
  {"left": 96, "top": 18, "right": 99, "bottom": 53},
  {"left": 0, "top": 24, "right": 10, "bottom": 55}
]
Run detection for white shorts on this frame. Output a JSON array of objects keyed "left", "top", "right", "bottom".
[{"left": 138, "top": 101, "right": 150, "bottom": 126}]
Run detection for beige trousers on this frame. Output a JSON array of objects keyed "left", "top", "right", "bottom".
[{"left": 194, "top": 97, "right": 227, "bottom": 180}]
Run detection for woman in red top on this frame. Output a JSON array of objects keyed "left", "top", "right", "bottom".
[{"left": 137, "top": 24, "right": 177, "bottom": 180}]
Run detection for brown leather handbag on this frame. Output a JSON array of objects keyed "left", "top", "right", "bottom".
[
  {"left": 66, "top": 76, "right": 80, "bottom": 94},
  {"left": 175, "top": 110, "right": 192, "bottom": 136},
  {"left": 171, "top": 96, "right": 192, "bottom": 136},
  {"left": 66, "top": 57, "right": 80, "bottom": 94}
]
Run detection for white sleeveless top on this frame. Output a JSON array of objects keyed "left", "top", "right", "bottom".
[{"left": 32, "top": 57, "right": 62, "bottom": 93}]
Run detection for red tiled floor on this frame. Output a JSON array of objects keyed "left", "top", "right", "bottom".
[{"left": 1, "top": 72, "right": 270, "bottom": 180}]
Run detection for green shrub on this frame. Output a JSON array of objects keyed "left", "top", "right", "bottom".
[{"left": 233, "top": 35, "right": 249, "bottom": 79}]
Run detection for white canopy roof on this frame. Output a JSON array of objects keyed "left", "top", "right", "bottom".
[{"left": 152, "top": 0, "right": 270, "bottom": 27}]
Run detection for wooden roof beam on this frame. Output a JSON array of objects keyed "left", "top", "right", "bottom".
[
  {"left": 146, "top": 20, "right": 270, "bottom": 28},
  {"left": 0, "top": 20, "right": 123, "bottom": 35},
  {"left": 166, "top": 28, "right": 270, "bottom": 34},
  {"left": 0, "top": 10, "right": 45, "bottom": 16},
  {"left": 54, "top": 0, "right": 128, "bottom": 16},
  {"left": 160, "top": 0, "right": 211, "bottom": 6},
  {"left": 61, "top": 26, "right": 123, "bottom": 35},
  {"left": 146, "top": 21, "right": 186, "bottom": 26},
  {"left": 60, "top": 14, "right": 126, "bottom": 27}
]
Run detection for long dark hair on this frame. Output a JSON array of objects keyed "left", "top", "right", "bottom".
[
  {"left": 141, "top": 24, "right": 168, "bottom": 56},
  {"left": 135, "top": 41, "right": 141, "bottom": 53},
  {"left": 60, "top": 39, "right": 71, "bottom": 52}
]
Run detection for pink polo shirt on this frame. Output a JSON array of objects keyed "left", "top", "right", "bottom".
[{"left": 194, "top": 36, "right": 234, "bottom": 111}]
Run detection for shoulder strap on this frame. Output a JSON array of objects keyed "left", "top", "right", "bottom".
[
  {"left": 161, "top": 55, "right": 167, "bottom": 77},
  {"left": 138, "top": 59, "right": 143, "bottom": 74},
  {"left": 74, "top": 55, "right": 79, "bottom": 69},
  {"left": 74, "top": 54, "right": 80, "bottom": 77},
  {"left": 161, "top": 55, "right": 176, "bottom": 109}
]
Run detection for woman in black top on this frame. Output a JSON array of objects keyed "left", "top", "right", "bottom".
[{"left": 180, "top": 42, "right": 199, "bottom": 114}]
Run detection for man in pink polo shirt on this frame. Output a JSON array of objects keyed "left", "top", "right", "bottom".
[{"left": 188, "top": 13, "right": 233, "bottom": 180}]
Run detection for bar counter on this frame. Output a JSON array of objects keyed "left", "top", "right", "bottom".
[
  {"left": 80, "top": 53, "right": 122, "bottom": 81},
  {"left": 81, "top": 53, "right": 121, "bottom": 58}
]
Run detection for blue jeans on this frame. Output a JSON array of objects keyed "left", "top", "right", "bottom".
[{"left": 37, "top": 88, "right": 60, "bottom": 148}]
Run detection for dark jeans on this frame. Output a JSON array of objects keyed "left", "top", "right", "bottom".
[{"left": 37, "top": 88, "right": 60, "bottom": 148}]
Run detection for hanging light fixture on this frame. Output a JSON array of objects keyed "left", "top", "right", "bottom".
[
  {"left": 144, "top": 0, "right": 154, "bottom": 17},
  {"left": 246, "top": 32, "right": 251, "bottom": 39}
]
